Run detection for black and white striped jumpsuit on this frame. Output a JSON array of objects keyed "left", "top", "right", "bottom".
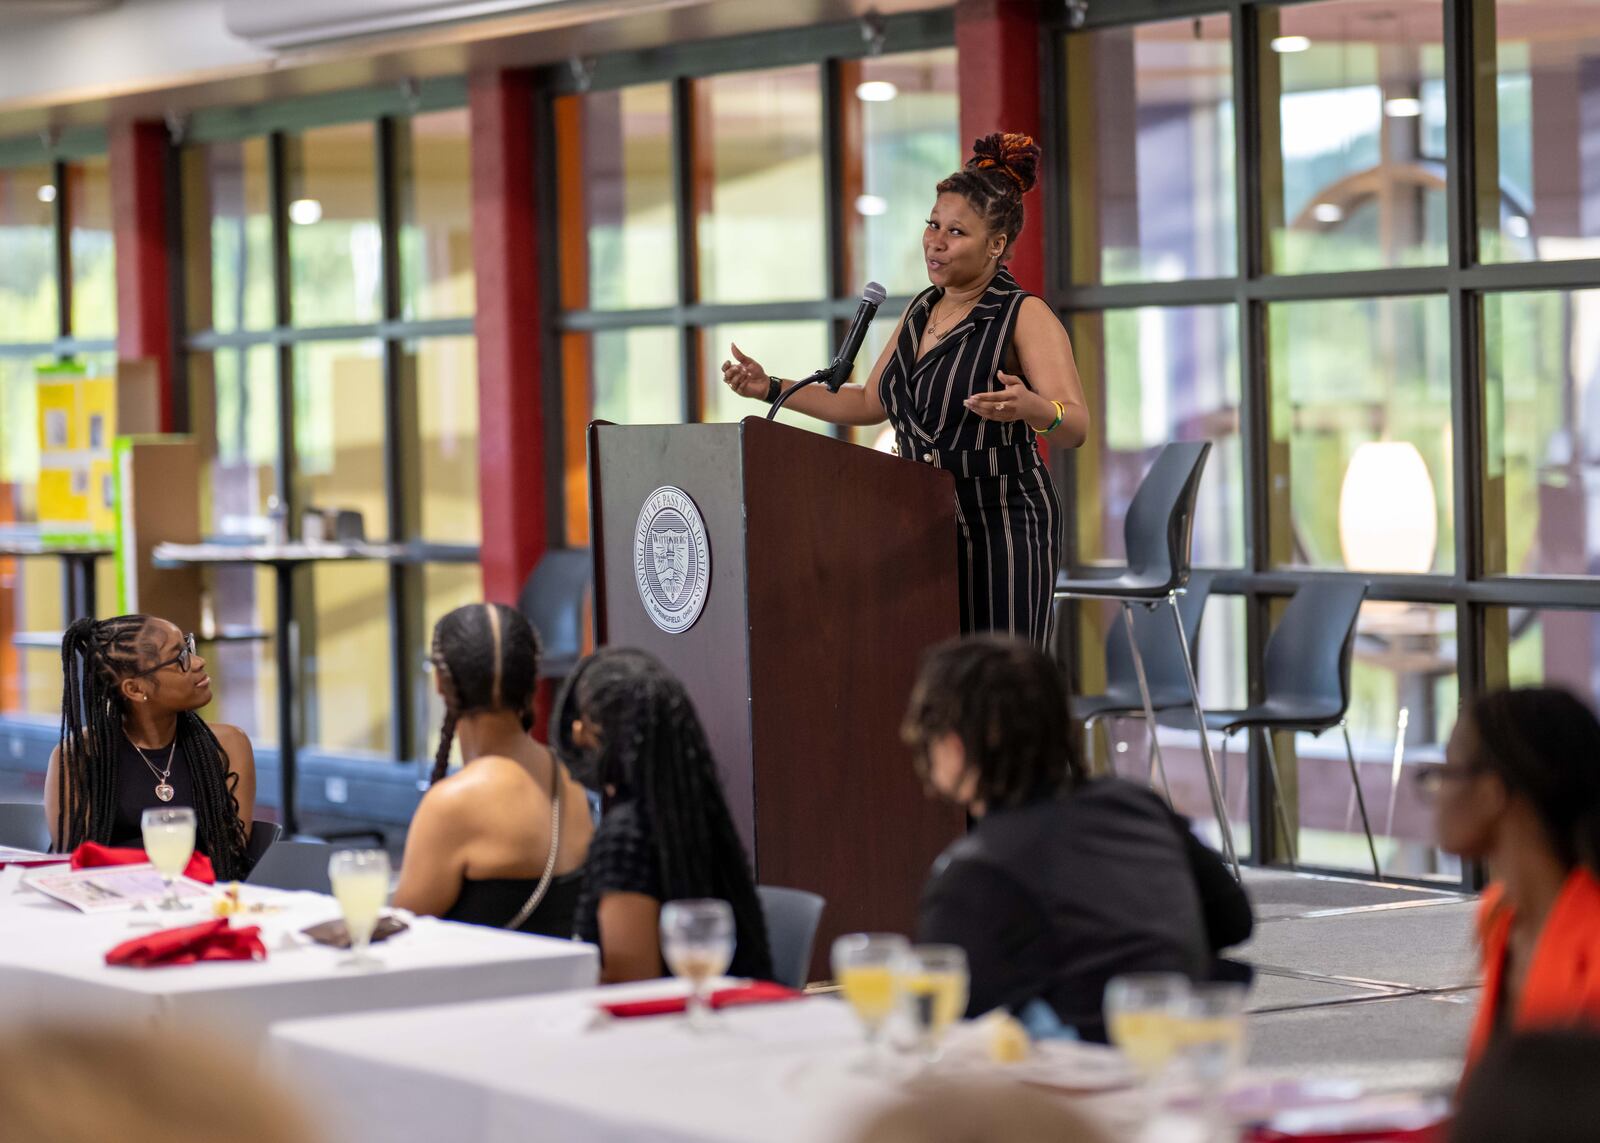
[{"left": 878, "top": 268, "right": 1063, "bottom": 646}]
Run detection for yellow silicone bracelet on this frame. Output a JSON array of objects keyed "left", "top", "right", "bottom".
[{"left": 1034, "top": 400, "right": 1065, "bottom": 436}]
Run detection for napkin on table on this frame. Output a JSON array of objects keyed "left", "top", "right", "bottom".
[
  {"left": 105, "top": 918, "right": 266, "bottom": 968},
  {"left": 70, "top": 841, "right": 215, "bottom": 884},
  {"left": 600, "top": 981, "right": 802, "bottom": 1018}
]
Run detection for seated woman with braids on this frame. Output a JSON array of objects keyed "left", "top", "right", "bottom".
[
  {"left": 554, "top": 648, "right": 773, "bottom": 983},
  {"left": 392, "top": 604, "right": 592, "bottom": 936},
  {"left": 45, "top": 616, "right": 255, "bottom": 881}
]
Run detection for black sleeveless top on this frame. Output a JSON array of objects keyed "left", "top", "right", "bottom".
[
  {"left": 110, "top": 731, "right": 199, "bottom": 848},
  {"left": 442, "top": 871, "right": 585, "bottom": 938}
]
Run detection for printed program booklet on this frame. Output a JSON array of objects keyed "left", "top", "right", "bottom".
[{"left": 24, "top": 865, "right": 209, "bottom": 913}]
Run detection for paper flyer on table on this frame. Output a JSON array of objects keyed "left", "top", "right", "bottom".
[
  {"left": 0, "top": 846, "right": 66, "bottom": 867},
  {"left": 24, "top": 865, "right": 210, "bottom": 913}
]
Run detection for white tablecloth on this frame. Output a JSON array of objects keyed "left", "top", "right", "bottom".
[
  {"left": 268, "top": 981, "right": 1148, "bottom": 1143},
  {"left": 0, "top": 865, "right": 598, "bottom": 1043}
]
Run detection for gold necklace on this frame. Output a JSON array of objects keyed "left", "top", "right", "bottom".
[{"left": 926, "top": 296, "right": 979, "bottom": 342}]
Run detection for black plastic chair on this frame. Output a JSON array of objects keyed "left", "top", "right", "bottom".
[
  {"left": 244, "top": 819, "right": 283, "bottom": 875},
  {"left": 757, "top": 885, "right": 826, "bottom": 990},
  {"left": 1071, "top": 571, "right": 1214, "bottom": 790},
  {"left": 1055, "top": 441, "right": 1236, "bottom": 874},
  {"left": 517, "top": 547, "right": 593, "bottom": 682},
  {"left": 245, "top": 838, "right": 333, "bottom": 893},
  {"left": 0, "top": 802, "right": 51, "bottom": 852},
  {"left": 1160, "top": 580, "right": 1379, "bottom": 876}
]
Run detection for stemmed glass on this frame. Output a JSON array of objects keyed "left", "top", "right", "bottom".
[
  {"left": 832, "top": 933, "right": 909, "bottom": 1072},
  {"left": 140, "top": 807, "right": 196, "bottom": 912},
  {"left": 897, "top": 944, "right": 969, "bottom": 1064},
  {"left": 328, "top": 849, "right": 391, "bottom": 969},
  {"left": 660, "top": 899, "right": 735, "bottom": 1031},
  {"left": 1173, "top": 981, "right": 1248, "bottom": 1130},
  {"left": 1104, "top": 973, "right": 1190, "bottom": 1083}
]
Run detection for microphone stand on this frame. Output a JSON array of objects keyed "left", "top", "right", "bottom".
[{"left": 764, "top": 366, "right": 831, "bottom": 421}]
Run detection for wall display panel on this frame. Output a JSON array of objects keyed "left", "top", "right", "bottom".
[
  {"left": 414, "top": 336, "right": 480, "bottom": 544},
  {"left": 285, "top": 124, "right": 382, "bottom": 327},
  {"left": 1262, "top": 0, "right": 1448, "bottom": 274},
  {"left": 696, "top": 66, "right": 826, "bottom": 304},
  {"left": 293, "top": 340, "right": 388, "bottom": 540},
  {"left": 1066, "top": 15, "right": 1236, "bottom": 284},
  {"left": 840, "top": 48, "right": 961, "bottom": 297},
  {"left": 557, "top": 83, "right": 677, "bottom": 312},
  {"left": 1267, "top": 295, "right": 1454, "bottom": 574},
  {"left": 399, "top": 109, "right": 475, "bottom": 320},
  {"left": 1071, "top": 306, "right": 1243, "bottom": 568},
  {"left": 699, "top": 321, "right": 832, "bottom": 435},
  {"left": 1481, "top": 2, "right": 1600, "bottom": 263},
  {"left": 0, "top": 165, "right": 58, "bottom": 341},
  {"left": 185, "top": 138, "right": 274, "bottom": 334},
  {"left": 1483, "top": 289, "right": 1600, "bottom": 579},
  {"left": 67, "top": 156, "right": 115, "bottom": 339}
]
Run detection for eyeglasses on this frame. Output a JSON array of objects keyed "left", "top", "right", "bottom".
[
  {"left": 134, "top": 632, "right": 198, "bottom": 677},
  {"left": 1412, "top": 763, "right": 1480, "bottom": 799}
]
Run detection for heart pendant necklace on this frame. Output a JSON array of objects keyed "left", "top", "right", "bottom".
[{"left": 129, "top": 734, "right": 177, "bottom": 802}]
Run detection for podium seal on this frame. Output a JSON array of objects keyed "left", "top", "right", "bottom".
[{"left": 633, "top": 485, "right": 711, "bottom": 634}]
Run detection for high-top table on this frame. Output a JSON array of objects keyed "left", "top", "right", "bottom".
[
  {"left": 0, "top": 531, "right": 112, "bottom": 624},
  {"left": 0, "top": 867, "right": 597, "bottom": 1045}
]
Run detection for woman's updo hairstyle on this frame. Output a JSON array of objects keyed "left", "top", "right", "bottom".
[{"left": 935, "top": 132, "right": 1041, "bottom": 263}]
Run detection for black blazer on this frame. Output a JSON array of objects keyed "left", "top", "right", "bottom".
[{"left": 917, "top": 778, "right": 1253, "bottom": 1039}]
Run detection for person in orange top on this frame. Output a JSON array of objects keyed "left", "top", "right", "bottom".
[{"left": 1425, "top": 687, "right": 1600, "bottom": 1070}]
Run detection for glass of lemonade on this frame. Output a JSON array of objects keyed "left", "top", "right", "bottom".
[
  {"left": 1104, "top": 973, "right": 1191, "bottom": 1084},
  {"left": 328, "top": 849, "right": 391, "bottom": 969},
  {"left": 1174, "top": 982, "right": 1248, "bottom": 1088},
  {"left": 897, "top": 944, "right": 969, "bottom": 1063},
  {"left": 660, "top": 898, "right": 736, "bottom": 1031},
  {"left": 832, "top": 933, "right": 909, "bottom": 1071},
  {"left": 140, "top": 807, "right": 196, "bottom": 911}
]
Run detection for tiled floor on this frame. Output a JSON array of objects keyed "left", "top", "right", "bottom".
[{"left": 1238, "top": 869, "right": 1476, "bottom": 1088}]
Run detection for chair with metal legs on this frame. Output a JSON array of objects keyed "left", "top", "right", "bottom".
[
  {"left": 1159, "top": 579, "right": 1379, "bottom": 876},
  {"left": 1055, "top": 441, "right": 1238, "bottom": 876},
  {"left": 1070, "top": 570, "right": 1214, "bottom": 792}
]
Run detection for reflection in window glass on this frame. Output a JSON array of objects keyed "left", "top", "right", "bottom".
[
  {"left": 700, "top": 322, "right": 832, "bottom": 435},
  {"left": 0, "top": 165, "right": 58, "bottom": 341},
  {"left": 1295, "top": 601, "right": 1458, "bottom": 879},
  {"left": 206, "top": 565, "right": 279, "bottom": 748},
  {"left": 67, "top": 157, "right": 115, "bottom": 338},
  {"left": 186, "top": 139, "right": 274, "bottom": 333},
  {"left": 1066, "top": 15, "right": 1235, "bottom": 284},
  {"left": 841, "top": 49, "right": 960, "bottom": 297},
  {"left": 1, "top": 357, "right": 41, "bottom": 517},
  {"left": 1483, "top": 290, "right": 1600, "bottom": 578},
  {"left": 589, "top": 327, "right": 685, "bottom": 425},
  {"left": 1072, "top": 306, "right": 1243, "bottom": 567},
  {"left": 1499, "top": 606, "right": 1600, "bottom": 701},
  {"left": 414, "top": 337, "right": 479, "bottom": 543},
  {"left": 205, "top": 346, "right": 279, "bottom": 533},
  {"left": 697, "top": 67, "right": 825, "bottom": 303},
  {"left": 293, "top": 341, "right": 387, "bottom": 539},
  {"left": 557, "top": 84, "right": 676, "bottom": 311},
  {"left": 1483, "top": 5, "right": 1600, "bottom": 262},
  {"left": 307, "top": 563, "right": 392, "bottom": 757},
  {"left": 399, "top": 110, "right": 474, "bottom": 320},
  {"left": 847, "top": 316, "right": 902, "bottom": 450},
  {"left": 1264, "top": 0, "right": 1447, "bottom": 274},
  {"left": 417, "top": 563, "right": 485, "bottom": 772},
  {"left": 1268, "top": 296, "right": 1453, "bottom": 573},
  {"left": 286, "top": 124, "right": 382, "bottom": 326}
]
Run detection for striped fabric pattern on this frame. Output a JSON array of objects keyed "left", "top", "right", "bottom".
[{"left": 878, "top": 268, "right": 1062, "bottom": 646}]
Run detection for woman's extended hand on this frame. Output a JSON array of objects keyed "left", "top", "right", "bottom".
[
  {"left": 720, "top": 343, "right": 771, "bottom": 400},
  {"left": 963, "top": 371, "right": 1048, "bottom": 426}
]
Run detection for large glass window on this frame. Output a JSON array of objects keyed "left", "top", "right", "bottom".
[
  {"left": 285, "top": 123, "right": 382, "bottom": 327},
  {"left": 1066, "top": 15, "right": 1236, "bottom": 284}
]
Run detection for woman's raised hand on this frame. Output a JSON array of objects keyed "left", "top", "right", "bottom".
[{"left": 720, "top": 343, "right": 771, "bottom": 400}]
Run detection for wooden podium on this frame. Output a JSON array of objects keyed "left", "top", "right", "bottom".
[{"left": 589, "top": 417, "right": 965, "bottom": 973}]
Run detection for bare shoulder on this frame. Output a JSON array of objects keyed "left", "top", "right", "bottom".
[
  {"left": 1017, "top": 294, "right": 1066, "bottom": 334},
  {"left": 209, "top": 724, "right": 254, "bottom": 761}
]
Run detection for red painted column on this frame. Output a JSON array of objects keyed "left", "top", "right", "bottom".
[
  {"left": 955, "top": 0, "right": 1045, "bottom": 295},
  {"left": 110, "top": 121, "right": 176, "bottom": 431},
  {"left": 470, "top": 69, "right": 548, "bottom": 605}
]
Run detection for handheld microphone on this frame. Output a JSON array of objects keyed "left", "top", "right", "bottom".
[{"left": 825, "top": 281, "right": 887, "bottom": 392}]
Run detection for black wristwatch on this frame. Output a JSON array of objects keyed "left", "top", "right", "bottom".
[{"left": 762, "top": 376, "right": 783, "bottom": 404}]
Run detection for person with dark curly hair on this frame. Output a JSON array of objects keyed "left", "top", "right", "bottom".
[
  {"left": 1426, "top": 687, "right": 1600, "bottom": 1071},
  {"left": 392, "top": 603, "right": 592, "bottom": 936},
  {"left": 45, "top": 616, "right": 254, "bottom": 881},
  {"left": 555, "top": 647, "right": 773, "bottom": 983},
  {"left": 902, "top": 637, "right": 1251, "bottom": 1039},
  {"left": 720, "top": 133, "right": 1087, "bottom": 646}
]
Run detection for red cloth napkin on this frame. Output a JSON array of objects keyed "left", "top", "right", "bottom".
[
  {"left": 1250, "top": 1126, "right": 1444, "bottom": 1142},
  {"left": 600, "top": 981, "right": 802, "bottom": 1018},
  {"left": 70, "top": 841, "right": 215, "bottom": 885},
  {"left": 105, "top": 919, "right": 265, "bottom": 968}
]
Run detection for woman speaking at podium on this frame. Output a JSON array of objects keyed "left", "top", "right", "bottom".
[{"left": 721, "top": 133, "right": 1087, "bottom": 646}]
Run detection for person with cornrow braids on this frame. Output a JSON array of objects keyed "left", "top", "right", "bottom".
[
  {"left": 721, "top": 133, "right": 1088, "bottom": 647},
  {"left": 554, "top": 648, "right": 774, "bottom": 983},
  {"left": 392, "top": 604, "right": 592, "bottom": 935},
  {"left": 46, "top": 616, "right": 255, "bottom": 881}
]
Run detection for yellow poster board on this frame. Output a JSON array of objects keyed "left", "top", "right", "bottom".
[{"left": 35, "top": 363, "right": 117, "bottom": 544}]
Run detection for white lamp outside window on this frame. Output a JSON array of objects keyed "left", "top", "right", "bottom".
[{"left": 1338, "top": 440, "right": 1438, "bottom": 574}]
